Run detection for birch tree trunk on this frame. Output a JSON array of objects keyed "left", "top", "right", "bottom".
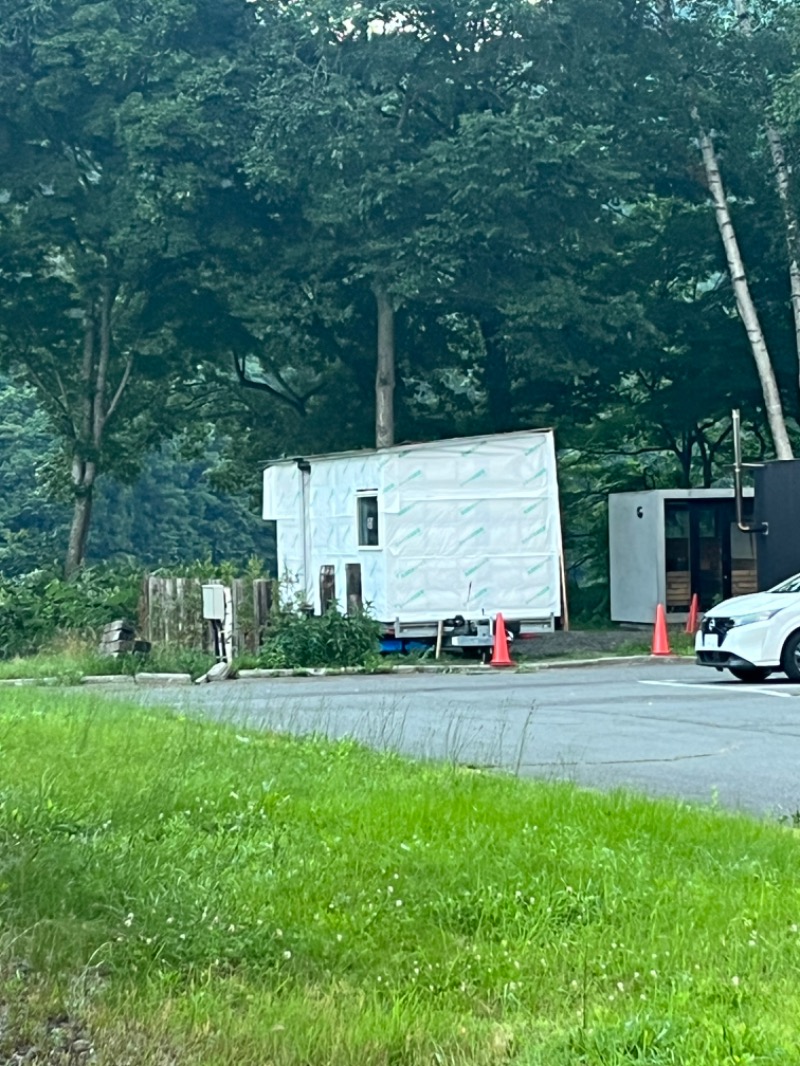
[
  {"left": 695, "top": 120, "right": 794, "bottom": 459},
  {"left": 373, "top": 282, "right": 395, "bottom": 449},
  {"left": 766, "top": 125, "right": 800, "bottom": 395},
  {"left": 733, "top": 0, "right": 800, "bottom": 399}
]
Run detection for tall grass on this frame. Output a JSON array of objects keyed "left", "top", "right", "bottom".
[
  {"left": 0, "top": 641, "right": 216, "bottom": 682},
  {"left": 1, "top": 690, "right": 799, "bottom": 1064}
]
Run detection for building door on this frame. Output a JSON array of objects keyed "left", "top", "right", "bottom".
[
  {"left": 690, "top": 504, "right": 726, "bottom": 610},
  {"left": 664, "top": 499, "right": 755, "bottom": 612},
  {"left": 664, "top": 502, "right": 691, "bottom": 612}
]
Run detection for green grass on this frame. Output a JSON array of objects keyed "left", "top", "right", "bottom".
[
  {"left": 2, "top": 691, "right": 800, "bottom": 1064},
  {"left": 0, "top": 643, "right": 216, "bottom": 682},
  {"left": 0, "top": 647, "right": 125, "bottom": 683},
  {"left": 608, "top": 630, "right": 696, "bottom": 658}
]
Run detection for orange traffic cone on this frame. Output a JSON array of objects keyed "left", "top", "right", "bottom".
[
  {"left": 685, "top": 593, "right": 699, "bottom": 635},
  {"left": 651, "top": 603, "right": 671, "bottom": 656},
  {"left": 490, "top": 613, "right": 516, "bottom": 668}
]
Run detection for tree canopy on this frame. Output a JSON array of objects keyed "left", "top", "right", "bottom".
[{"left": 1, "top": 0, "right": 800, "bottom": 580}]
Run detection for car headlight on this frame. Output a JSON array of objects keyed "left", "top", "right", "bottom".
[{"left": 731, "top": 609, "right": 783, "bottom": 627}]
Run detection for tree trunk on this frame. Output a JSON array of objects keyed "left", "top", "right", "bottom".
[
  {"left": 695, "top": 430, "right": 714, "bottom": 488},
  {"left": 695, "top": 121, "right": 794, "bottom": 459},
  {"left": 766, "top": 125, "right": 800, "bottom": 398},
  {"left": 373, "top": 282, "right": 395, "bottom": 449},
  {"left": 678, "top": 433, "right": 692, "bottom": 488},
  {"left": 65, "top": 461, "right": 96, "bottom": 577},
  {"left": 60, "top": 284, "right": 133, "bottom": 575},
  {"left": 479, "top": 314, "right": 514, "bottom": 433}
]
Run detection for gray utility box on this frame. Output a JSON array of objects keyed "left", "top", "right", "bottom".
[
  {"left": 609, "top": 489, "right": 755, "bottom": 624},
  {"left": 201, "top": 584, "right": 226, "bottom": 622}
]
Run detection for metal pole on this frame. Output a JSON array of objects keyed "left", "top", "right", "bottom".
[
  {"left": 733, "top": 409, "right": 747, "bottom": 532},
  {"left": 732, "top": 409, "right": 766, "bottom": 533}
]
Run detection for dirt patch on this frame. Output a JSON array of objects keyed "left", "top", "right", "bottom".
[{"left": 515, "top": 629, "right": 647, "bottom": 659}]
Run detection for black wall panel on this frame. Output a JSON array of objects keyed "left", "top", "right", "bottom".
[{"left": 754, "top": 460, "right": 800, "bottom": 590}]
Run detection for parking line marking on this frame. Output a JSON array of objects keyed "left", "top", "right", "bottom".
[{"left": 638, "top": 680, "right": 793, "bottom": 699}]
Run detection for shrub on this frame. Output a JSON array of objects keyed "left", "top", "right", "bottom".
[
  {"left": 259, "top": 604, "right": 382, "bottom": 669},
  {"left": 0, "top": 565, "right": 142, "bottom": 659}
]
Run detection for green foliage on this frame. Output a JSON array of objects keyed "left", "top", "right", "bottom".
[
  {"left": 0, "top": 379, "right": 68, "bottom": 576},
  {"left": 0, "top": 0, "right": 264, "bottom": 572},
  {"left": 2, "top": 0, "right": 800, "bottom": 591},
  {"left": 259, "top": 604, "right": 382, "bottom": 670},
  {"left": 0, "top": 377, "right": 275, "bottom": 577},
  {"left": 3, "top": 691, "right": 800, "bottom": 1063},
  {"left": 87, "top": 442, "right": 275, "bottom": 572},
  {"left": 0, "top": 566, "right": 142, "bottom": 659},
  {"left": 155, "top": 556, "right": 271, "bottom": 583},
  {"left": 257, "top": 584, "right": 382, "bottom": 669},
  {"left": 567, "top": 583, "right": 611, "bottom": 629}
]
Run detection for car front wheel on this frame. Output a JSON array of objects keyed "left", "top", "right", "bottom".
[
  {"left": 728, "top": 667, "right": 772, "bottom": 683},
  {"left": 781, "top": 631, "right": 800, "bottom": 681}
]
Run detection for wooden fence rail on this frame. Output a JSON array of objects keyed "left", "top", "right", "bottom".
[{"left": 139, "top": 576, "right": 274, "bottom": 655}]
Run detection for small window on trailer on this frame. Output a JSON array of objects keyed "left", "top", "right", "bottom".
[{"left": 357, "top": 493, "right": 379, "bottom": 547}]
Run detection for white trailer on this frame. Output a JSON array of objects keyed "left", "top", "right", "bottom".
[{"left": 262, "top": 429, "right": 565, "bottom": 649}]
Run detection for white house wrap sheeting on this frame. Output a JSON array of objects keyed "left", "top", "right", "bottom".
[{"left": 262, "top": 430, "right": 563, "bottom": 626}]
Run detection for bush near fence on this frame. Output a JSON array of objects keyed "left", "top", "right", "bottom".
[{"left": 0, "top": 566, "right": 142, "bottom": 659}]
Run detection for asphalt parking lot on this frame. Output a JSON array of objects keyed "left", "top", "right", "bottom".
[{"left": 122, "top": 659, "right": 800, "bottom": 817}]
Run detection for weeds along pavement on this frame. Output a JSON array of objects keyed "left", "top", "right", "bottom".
[{"left": 108, "top": 660, "right": 800, "bottom": 817}]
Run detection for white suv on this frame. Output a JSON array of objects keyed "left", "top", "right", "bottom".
[{"left": 695, "top": 573, "right": 800, "bottom": 682}]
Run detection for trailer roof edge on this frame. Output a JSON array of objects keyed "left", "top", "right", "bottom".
[{"left": 259, "top": 427, "right": 556, "bottom": 470}]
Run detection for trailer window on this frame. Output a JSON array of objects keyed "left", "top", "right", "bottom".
[
  {"left": 319, "top": 565, "right": 336, "bottom": 613},
  {"left": 357, "top": 494, "right": 379, "bottom": 547},
  {"left": 346, "top": 563, "right": 363, "bottom": 614}
]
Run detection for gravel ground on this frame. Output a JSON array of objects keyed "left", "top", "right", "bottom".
[{"left": 515, "top": 628, "right": 647, "bottom": 658}]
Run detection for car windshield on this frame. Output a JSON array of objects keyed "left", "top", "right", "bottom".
[{"left": 770, "top": 573, "right": 800, "bottom": 593}]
